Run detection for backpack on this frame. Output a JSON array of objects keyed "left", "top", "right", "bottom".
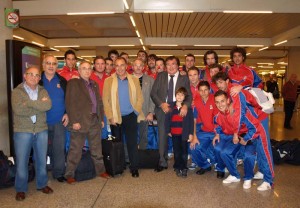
[
  {"left": 0, "top": 151, "right": 15, "bottom": 189},
  {"left": 246, "top": 87, "right": 275, "bottom": 114}
]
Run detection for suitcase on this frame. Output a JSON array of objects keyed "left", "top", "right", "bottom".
[
  {"left": 102, "top": 136, "right": 125, "bottom": 177},
  {"left": 74, "top": 150, "right": 96, "bottom": 181}
]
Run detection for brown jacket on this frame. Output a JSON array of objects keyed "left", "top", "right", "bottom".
[{"left": 65, "top": 78, "right": 104, "bottom": 132}]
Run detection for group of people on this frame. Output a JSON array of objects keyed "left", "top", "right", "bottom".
[{"left": 14, "top": 46, "right": 298, "bottom": 201}]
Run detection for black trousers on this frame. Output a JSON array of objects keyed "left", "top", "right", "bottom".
[
  {"left": 172, "top": 135, "right": 188, "bottom": 170},
  {"left": 110, "top": 112, "right": 139, "bottom": 171},
  {"left": 284, "top": 100, "right": 296, "bottom": 128}
]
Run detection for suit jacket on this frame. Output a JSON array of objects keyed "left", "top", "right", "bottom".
[
  {"left": 141, "top": 74, "right": 155, "bottom": 117},
  {"left": 65, "top": 77, "right": 104, "bottom": 132},
  {"left": 150, "top": 71, "right": 192, "bottom": 109}
]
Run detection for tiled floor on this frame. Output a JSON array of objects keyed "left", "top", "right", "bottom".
[{"left": 1, "top": 109, "right": 300, "bottom": 208}]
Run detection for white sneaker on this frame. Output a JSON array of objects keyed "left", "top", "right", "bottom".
[
  {"left": 257, "top": 182, "right": 271, "bottom": 191},
  {"left": 188, "top": 163, "right": 197, "bottom": 170},
  {"left": 243, "top": 180, "right": 252, "bottom": 189},
  {"left": 223, "top": 175, "right": 241, "bottom": 184},
  {"left": 253, "top": 171, "right": 264, "bottom": 180}
]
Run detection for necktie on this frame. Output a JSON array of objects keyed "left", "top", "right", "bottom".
[{"left": 167, "top": 75, "right": 174, "bottom": 104}]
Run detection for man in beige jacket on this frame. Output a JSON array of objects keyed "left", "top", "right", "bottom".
[{"left": 103, "top": 57, "right": 144, "bottom": 178}]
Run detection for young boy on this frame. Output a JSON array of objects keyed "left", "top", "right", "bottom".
[{"left": 165, "top": 87, "right": 194, "bottom": 178}]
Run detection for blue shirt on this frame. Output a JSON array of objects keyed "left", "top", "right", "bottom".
[
  {"left": 42, "top": 74, "right": 65, "bottom": 125},
  {"left": 117, "top": 77, "right": 134, "bottom": 116}
]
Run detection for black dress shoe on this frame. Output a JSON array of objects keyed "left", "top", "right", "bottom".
[
  {"left": 196, "top": 167, "right": 212, "bottom": 175},
  {"left": 131, "top": 170, "right": 139, "bottom": 178},
  {"left": 16, "top": 192, "right": 25, "bottom": 201},
  {"left": 57, "top": 176, "right": 66, "bottom": 183},
  {"left": 154, "top": 165, "right": 167, "bottom": 172},
  {"left": 217, "top": 171, "right": 225, "bottom": 179}
]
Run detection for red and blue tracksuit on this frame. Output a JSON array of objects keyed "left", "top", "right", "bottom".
[
  {"left": 191, "top": 94, "right": 218, "bottom": 169},
  {"left": 228, "top": 64, "right": 263, "bottom": 89},
  {"left": 199, "top": 66, "right": 219, "bottom": 94}
]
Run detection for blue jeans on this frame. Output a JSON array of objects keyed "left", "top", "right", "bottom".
[
  {"left": 14, "top": 130, "right": 48, "bottom": 192},
  {"left": 48, "top": 123, "right": 66, "bottom": 178}
]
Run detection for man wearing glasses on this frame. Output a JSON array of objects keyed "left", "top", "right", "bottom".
[
  {"left": 39, "top": 55, "right": 68, "bottom": 182},
  {"left": 12, "top": 67, "right": 53, "bottom": 201},
  {"left": 64, "top": 62, "right": 105, "bottom": 184}
]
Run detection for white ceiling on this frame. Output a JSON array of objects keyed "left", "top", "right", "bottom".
[{"left": 12, "top": 0, "right": 300, "bottom": 71}]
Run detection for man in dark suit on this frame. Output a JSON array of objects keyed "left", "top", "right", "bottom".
[
  {"left": 64, "top": 61, "right": 104, "bottom": 184},
  {"left": 151, "top": 56, "right": 192, "bottom": 171}
]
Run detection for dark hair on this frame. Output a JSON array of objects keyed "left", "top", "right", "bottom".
[
  {"left": 212, "top": 72, "right": 230, "bottom": 84},
  {"left": 203, "top": 50, "right": 218, "bottom": 65},
  {"left": 93, "top": 55, "right": 105, "bottom": 64},
  {"left": 188, "top": 66, "right": 199, "bottom": 75},
  {"left": 175, "top": 87, "right": 188, "bottom": 98},
  {"left": 104, "top": 57, "right": 113, "bottom": 63},
  {"left": 115, "top": 56, "right": 127, "bottom": 64},
  {"left": 165, "top": 56, "right": 180, "bottom": 66},
  {"left": 185, "top": 53, "right": 195, "bottom": 61},
  {"left": 64, "top": 50, "right": 76, "bottom": 59},
  {"left": 148, "top": 54, "right": 158, "bottom": 60},
  {"left": 230, "top": 47, "right": 246, "bottom": 61},
  {"left": 108, "top": 49, "right": 119, "bottom": 58},
  {"left": 137, "top": 50, "right": 148, "bottom": 58},
  {"left": 198, "top": 80, "right": 210, "bottom": 90},
  {"left": 214, "top": 90, "right": 228, "bottom": 99},
  {"left": 120, "top": 52, "right": 128, "bottom": 57},
  {"left": 155, "top": 57, "right": 165, "bottom": 65},
  {"left": 208, "top": 63, "right": 223, "bottom": 72}
]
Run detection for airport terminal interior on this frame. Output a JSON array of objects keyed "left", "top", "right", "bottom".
[{"left": 0, "top": 0, "right": 300, "bottom": 207}]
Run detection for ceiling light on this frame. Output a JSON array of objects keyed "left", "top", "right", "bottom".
[
  {"left": 13, "top": 35, "right": 24, "bottom": 40},
  {"left": 81, "top": 56, "right": 96, "bottom": 57},
  {"left": 194, "top": 55, "right": 204, "bottom": 57},
  {"left": 151, "top": 44, "right": 178, "bottom": 46},
  {"left": 246, "top": 53, "right": 251, "bottom": 55},
  {"left": 194, "top": 45, "right": 221, "bottom": 47},
  {"left": 280, "top": 66, "right": 286, "bottom": 68},
  {"left": 130, "top": 15, "right": 136, "bottom": 27},
  {"left": 237, "top": 45, "right": 264, "bottom": 47},
  {"left": 223, "top": 11, "right": 272, "bottom": 13},
  {"left": 250, "top": 66, "right": 256, "bottom": 68},
  {"left": 139, "top": 39, "right": 144, "bottom": 45},
  {"left": 108, "top": 45, "right": 135, "bottom": 47},
  {"left": 227, "top": 59, "right": 231, "bottom": 62},
  {"left": 274, "top": 40, "right": 287, "bottom": 46},
  {"left": 67, "top": 12, "right": 115, "bottom": 15},
  {"left": 277, "top": 62, "right": 288, "bottom": 65},
  {"left": 144, "top": 10, "right": 193, "bottom": 13},
  {"left": 143, "top": 46, "right": 146, "bottom": 51},
  {"left": 31, "top": 41, "right": 44, "bottom": 47},
  {"left": 123, "top": 0, "right": 129, "bottom": 10},
  {"left": 156, "top": 55, "right": 173, "bottom": 57},
  {"left": 257, "top": 63, "right": 274, "bottom": 65},
  {"left": 54, "top": 45, "right": 80, "bottom": 48},
  {"left": 136, "top": 30, "right": 140, "bottom": 37},
  {"left": 258, "top": 66, "right": 273, "bottom": 68},
  {"left": 50, "top": 47, "right": 60, "bottom": 51},
  {"left": 218, "top": 55, "right": 230, "bottom": 57},
  {"left": 54, "top": 56, "right": 64, "bottom": 58},
  {"left": 259, "top": 47, "right": 269, "bottom": 51}
]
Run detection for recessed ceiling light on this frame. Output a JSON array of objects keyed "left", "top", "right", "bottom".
[
  {"left": 130, "top": 15, "right": 136, "bottom": 27},
  {"left": 139, "top": 39, "right": 144, "bottom": 45},
  {"left": 259, "top": 47, "right": 269, "bottom": 51},
  {"left": 194, "top": 45, "right": 221, "bottom": 47},
  {"left": 13, "top": 35, "right": 24, "bottom": 40},
  {"left": 32, "top": 41, "right": 44, "bottom": 47},
  {"left": 237, "top": 45, "right": 264, "bottom": 47},
  {"left": 54, "top": 45, "right": 80, "bottom": 48},
  {"left": 50, "top": 47, "right": 60, "bottom": 51},
  {"left": 144, "top": 10, "right": 193, "bottom": 13},
  {"left": 136, "top": 30, "right": 140, "bottom": 37},
  {"left": 108, "top": 45, "right": 135, "bottom": 47},
  {"left": 274, "top": 40, "right": 287, "bottom": 46},
  {"left": 223, "top": 11, "right": 272, "bottom": 13},
  {"left": 67, "top": 12, "right": 115, "bottom": 15},
  {"left": 151, "top": 44, "right": 178, "bottom": 46},
  {"left": 123, "top": 0, "right": 129, "bottom": 10}
]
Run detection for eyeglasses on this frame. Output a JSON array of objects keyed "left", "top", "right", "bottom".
[
  {"left": 26, "top": 72, "right": 41, "bottom": 78},
  {"left": 45, "top": 62, "right": 58, "bottom": 66}
]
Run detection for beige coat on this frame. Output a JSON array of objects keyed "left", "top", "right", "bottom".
[{"left": 102, "top": 73, "right": 144, "bottom": 124}]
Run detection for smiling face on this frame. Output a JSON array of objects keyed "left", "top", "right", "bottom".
[
  {"left": 43, "top": 55, "right": 58, "bottom": 77},
  {"left": 185, "top": 56, "right": 195, "bottom": 70},
  {"left": 94, "top": 58, "right": 106, "bottom": 74},
  {"left": 215, "top": 94, "right": 230, "bottom": 113},
  {"left": 133, "top": 59, "right": 144, "bottom": 76},
  {"left": 166, "top": 58, "right": 179, "bottom": 75},
  {"left": 115, "top": 58, "right": 127, "bottom": 79},
  {"left": 155, "top": 60, "right": 165, "bottom": 73},
  {"left": 232, "top": 52, "right": 244, "bottom": 66},
  {"left": 24, "top": 67, "right": 41, "bottom": 89},
  {"left": 65, "top": 54, "right": 76, "bottom": 69},
  {"left": 175, "top": 92, "right": 185, "bottom": 103}
]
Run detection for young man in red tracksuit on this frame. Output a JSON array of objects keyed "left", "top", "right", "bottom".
[
  {"left": 190, "top": 81, "right": 218, "bottom": 175},
  {"left": 213, "top": 90, "right": 272, "bottom": 190},
  {"left": 212, "top": 73, "right": 275, "bottom": 191}
]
